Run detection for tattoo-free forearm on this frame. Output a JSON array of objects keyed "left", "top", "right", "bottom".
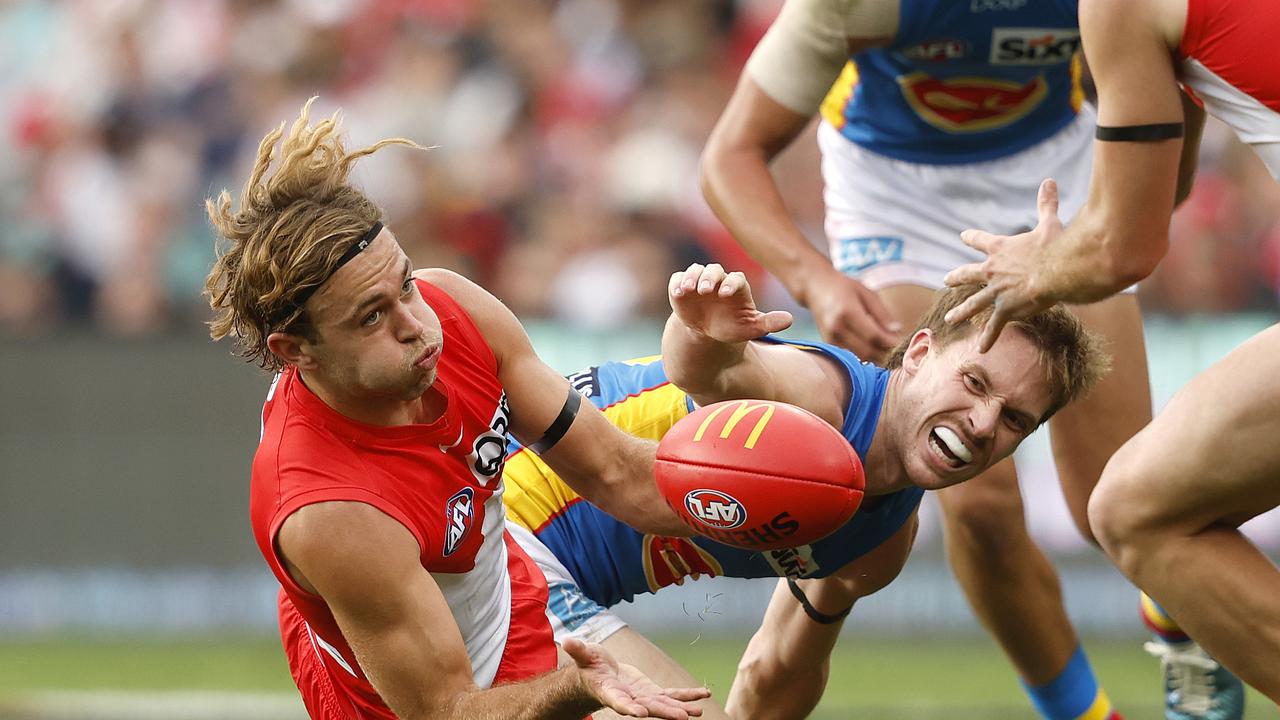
[
  {"left": 440, "top": 665, "right": 599, "bottom": 720},
  {"left": 660, "top": 312, "right": 747, "bottom": 399}
]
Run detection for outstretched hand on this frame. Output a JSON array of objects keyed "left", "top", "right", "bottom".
[
  {"left": 942, "top": 178, "right": 1064, "bottom": 352},
  {"left": 563, "top": 638, "right": 710, "bottom": 719},
  {"left": 669, "top": 263, "right": 793, "bottom": 344}
]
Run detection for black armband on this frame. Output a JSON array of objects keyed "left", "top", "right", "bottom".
[
  {"left": 787, "top": 578, "right": 852, "bottom": 625},
  {"left": 1095, "top": 123, "right": 1184, "bottom": 142},
  {"left": 529, "top": 386, "right": 582, "bottom": 454}
]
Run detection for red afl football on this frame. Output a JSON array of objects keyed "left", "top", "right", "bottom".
[{"left": 654, "top": 399, "right": 865, "bottom": 551}]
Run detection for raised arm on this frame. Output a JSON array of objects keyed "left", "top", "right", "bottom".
[
  {"left": 943, "top": 0, "right": 1187, "bottom": 350},
  {"left": 661, "top": 263, "right": 848, "bottom": 430},
  {"left": 417, "top": 269, "right": 689, "bottom": 537},
  {"left": 700, "top": 0, "right": 901, "bottom": 358},
  {"left": 277, "top": 502, "right": 705, "bottom": 720}
]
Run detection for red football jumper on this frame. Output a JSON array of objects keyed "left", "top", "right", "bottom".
[
  {"left": 1177, "top": 0, "right": 1280, "bottom": 177},
  {"left": 251, "top": 279, "right": 558, "bottom": 718}
]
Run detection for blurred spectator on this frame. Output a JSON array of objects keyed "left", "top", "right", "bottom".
[
  {"left": 0, "top": 0, "right": 1274, "bottom": 338},
  {"left": 1139, "top": 118, "right": 1280, "bottom": 315}
]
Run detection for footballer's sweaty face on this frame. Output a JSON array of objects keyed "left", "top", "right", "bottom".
[
  {"left": 893, "top": 328, "right": 1052, "bottom": 491},
  {"left": 298, "top": 229, "right": 445, "bottom": 423}
]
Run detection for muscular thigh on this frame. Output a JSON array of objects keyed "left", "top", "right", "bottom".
[
  {"left": 1111, "top": 323, "right": 1280, "bottom": 532},
  {"left": 1047, "top": 294, "right": 1153, "bottom": 532}
]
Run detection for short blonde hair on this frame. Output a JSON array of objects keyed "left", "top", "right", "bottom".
[
  {"left": 884, "top": 284, "right": 1110, "bottom": 424},
  {"left": 204, "top": 98, "right": 424, "bottom": 370}
]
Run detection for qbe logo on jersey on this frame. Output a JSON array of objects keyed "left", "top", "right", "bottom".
[
  {"left": 990, "top": 28, "right": 1080, "bottom": 65},
  {"left": 443, "top": 487, "right": 475, "bottom": 557},
  {"left": 684, "top": 489, "right": 747, "bottom": 530}
]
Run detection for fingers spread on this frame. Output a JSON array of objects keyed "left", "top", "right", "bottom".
[
  {"left": 943, "top": 262, "right": 987, "bottom": 288},
  {"left": 1037, "top": 178, "right": 1060, "bottom": 224},
  {"left": 943, "top": 284, "right": 997, "bottom": 325},
  {"left": 976, "top": 307, "right": 1009, "bottom": 353},
  {"left": 958, "top": 229, "right": 995, "bottom": 252}
]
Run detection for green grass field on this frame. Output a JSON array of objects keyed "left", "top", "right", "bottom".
[{"left": 0, "top": 634, "right": 1271, "bottom": 719}]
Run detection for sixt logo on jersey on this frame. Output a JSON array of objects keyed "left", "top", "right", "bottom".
[
  {"left": 443, "top": 487, "right": 475, "bottom": 557},
  {"left": 766, "top": 544, "right": 819, "bottom": 579},
  {"left": 990, "top": 28, "right": 1081, "bottom": 65},
  {"left": 901, "top": 39, "right": 968, "bottom": 62},
  {"left": 684, "top": 489, "right": 747, "bottom": 530}
]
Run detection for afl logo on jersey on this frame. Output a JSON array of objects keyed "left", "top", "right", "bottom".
[
  {"left": 684, "top": 490, "right": 747, "bottom": 530},
  {"left": 443, "top": 487, "right": 475, "bottom": 557}
]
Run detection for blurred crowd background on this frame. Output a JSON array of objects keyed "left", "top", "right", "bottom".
[
  {"left": 3, "top": 0, "right": 1278, "bottom": 340},
  {"left": 3, "top": 0, "right": 1280, "bottom": 647}
]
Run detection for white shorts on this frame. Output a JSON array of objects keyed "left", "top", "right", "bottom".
[
  {"left": 508, "top": 523, "right": 628, "bottom": 646},
  {"left": 819, "top": 105, "right": 1110, "bottom": 291}
]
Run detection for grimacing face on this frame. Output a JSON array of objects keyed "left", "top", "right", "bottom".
[
  {"left": 297, "top": 230, "right": 444, "bottom": 409},
  {"left": 894, "top": 327, "right": 1053, "bottom": 491}
]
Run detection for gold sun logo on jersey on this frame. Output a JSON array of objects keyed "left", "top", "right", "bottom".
[{"left": 896, "top": 72, "right": 1049, "bottom": 132}]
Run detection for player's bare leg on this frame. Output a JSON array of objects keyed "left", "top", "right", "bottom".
[
  {"left": 879, "top": 284, "right": 1077, "bottom": 683},
  {"left": 1047, "top": 294, "right": 1152, "bottom": 542},
  {"left": 579, "top": 627, "right": 730, "bottom": 720},
  {"left": 1091, "top": 323, "right": 1280, "bottom": 702},
  {"left": 936, "top": 457, "right": 1080, "bottom": 681},
  {"left": 879, "top": 284, "right": 1119, "bottom": 717},
  {"left": 1050, "top": 296, "right": 1241, "bottom": 718}
]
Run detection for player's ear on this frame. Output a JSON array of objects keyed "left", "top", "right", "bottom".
[
  {"left": 267, "top": 331, "right": 319, "bottom": 370},
  {"left": 900, "top": 329, "right": 933, "bottom": 376}
]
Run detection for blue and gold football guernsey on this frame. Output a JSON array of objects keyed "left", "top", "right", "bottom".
[
  {"left": 821, "top": 0, "right": 1084, "bottom": 164},
  {"left": 503, "top": 338, "right": 924, "bottom": 608}
]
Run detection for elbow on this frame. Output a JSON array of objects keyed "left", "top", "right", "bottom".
[
  {"left": 1108, "top": 237, "right": 1166, "bottom": 288},
  {"left": 698, "top": 144, "right": 726, "bottom": 206},
  {"left": 1082, "top": 214, "right": 1168, "bottom": 291}
]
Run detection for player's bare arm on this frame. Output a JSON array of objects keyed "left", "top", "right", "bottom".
[
  {"left": 701, "top": 0, "right": 901, "bottom": 358},
  {"left": 943, "top": 0, "right": 1185, "bottom": 350},
  {"left": 277, "top": 501, "right": 705, "bottom": 720},
  {"left": 1175, "top": 91, "right": 1208, "bottom": 205},
  {"left": 418, "top": 268, "right": 690, "bottom": 537},
  {"left": 727, "top": 513, "right": 918, "bottom": 720},
  {"left": 662, "top": 263, "right": 850, "bottom": 429}
]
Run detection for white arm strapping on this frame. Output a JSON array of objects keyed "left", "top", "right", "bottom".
[{"left": 743, "top": 0, "right": 897, "bottom": 115}]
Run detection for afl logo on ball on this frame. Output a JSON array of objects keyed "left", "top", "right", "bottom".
[{"left": 684, "top": 489, "right": 747, "bottom": 530}]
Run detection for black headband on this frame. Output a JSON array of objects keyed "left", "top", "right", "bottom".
[{"left": 271, "top": 221, "right": 383, "bottom": 327}]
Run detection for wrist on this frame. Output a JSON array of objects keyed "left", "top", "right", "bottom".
[
  {"left": 785, "top": 258, "right": 837, "bottom": 307},
  {"left": 564, "top": 664, "right": 602, "bottom": 714}
]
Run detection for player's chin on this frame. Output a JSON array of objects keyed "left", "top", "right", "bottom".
[
  {"left": 911, "top": 459, "right": 980, "bottom": 491},
  {"left": 398, "top": 369, "right": 436, "bottom": 400}
]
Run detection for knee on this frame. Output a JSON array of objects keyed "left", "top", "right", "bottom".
[{"left": 1088, "top": 449, "right": 1159, "bottom": 579}]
